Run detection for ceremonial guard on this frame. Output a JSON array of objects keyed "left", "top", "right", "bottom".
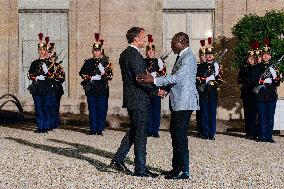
[
  {"left": 145, "top": 35, "right": 166, "bottom": 138},
  {"left": 196, "top": 39, "right": 207, "bottom": 137},
  {"left": 27, "top": 33, "right": 57, "bottom": 133},
  {"left": 48, "top": 43, "right": 66, "bottom": 129},
  {"left": 238, "top": 42, "right": 258, "bottom": 139},
  {"left": 196, "top": 37, "right": 222, "bottom": 140},
  {"left": 253, "top": 38, "right": 280, "bottom": 143},
  {"left": 79, "top": 33, "right": 112, "bottom": 135}
]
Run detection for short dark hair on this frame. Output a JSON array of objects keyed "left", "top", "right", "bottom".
[
  {"left": 173, "top": 32, "right": 189, "bottom": 45},
  {"left": 126, "top": 27, "right": 145, "bottom": 44}
]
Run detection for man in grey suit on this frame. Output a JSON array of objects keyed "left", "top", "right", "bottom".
[
  {"left": 137, "top": 32, "right": 199, "bottom": 179},
  {"left": 110, "top": 27, "right": 158, "bottom": 178}
]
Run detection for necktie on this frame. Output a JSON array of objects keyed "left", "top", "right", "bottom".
[
  {"left": 175, "top": 55, "right": 180, "bottom": 64},
  {"left": 171, "top": 55, "right": 180, "bottom": 74}
]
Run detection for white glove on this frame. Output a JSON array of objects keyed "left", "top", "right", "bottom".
[
  {"left": 206, "top": 74, "right": 215, "bottom": 83},
  {"left": 98, "top": 63, "right": 105, "bottom": 75},
  {"left": 150, "top": 72, "right": 157, "bottom": 78},
  {"left": 42, "top": 63, "right": 48, "bottom": 74},
  {"left": 269, "top": 67, "right": 277, "bottom": 79},
  {"left": 263, "top": 78, "right": 272, "bottom": 84},
  {"left": 214, "top": 62, "right": 220, "bottom": 76},
  {"left": 158, "top": 58, "right": 164, "bottom": 71},
  {"left": 36, "top": 75, "right": 45, "bottom": 81},
  {"left": 91, "top": 75, "right": 102, "bottom": 80}
]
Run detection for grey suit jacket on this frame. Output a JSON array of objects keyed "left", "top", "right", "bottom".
[{"left": 156, "top": 48, "right": 199, "bottom": 111}]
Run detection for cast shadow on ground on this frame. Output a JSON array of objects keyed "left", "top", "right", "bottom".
[{"left": 4, "top": 137, "right": 165, "bottom": 174}]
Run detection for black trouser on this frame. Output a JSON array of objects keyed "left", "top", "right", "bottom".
[
  {"left": 170, "top": 110, "right": 193, "bottom": 173},
  {"left": 112, "top": 109, "right": 148, "bottom": 173},
  {"left": 242, "top": 97, "right": 257, "bottom": 138}
]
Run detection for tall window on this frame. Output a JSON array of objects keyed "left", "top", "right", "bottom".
[
  {"left": 163, "top": 11, "right": 214, "bottom": 67},
  {"left": 19, "top": 11, "right": 68, "bottom": 95}
]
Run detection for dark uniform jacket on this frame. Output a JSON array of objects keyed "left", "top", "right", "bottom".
[
  {"left": 196, "top": 61, "right": 220, "bottom": 100},
  {"left": 119, "top": 46, "right": 152, "bottom": 111},
  {"left": 145, "top": 57, "right": 166, "bottom": 97},
  {"left": 49, "top": 62, "right": 65, "bottom": 97},
  {"left": 252, "top": 62, "right": 280, "bottom": 102},
  {"left": 238, "top": 63, "right": 257, "bottom": 99},
  {"left": 28, "top": 58, "right": 53, "bottom": 96},
  {"left": 79, "top": 57, "right": 109, "bottom": 97}
]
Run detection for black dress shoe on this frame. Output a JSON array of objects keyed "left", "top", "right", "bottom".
[
  {"left": 209, "top": 136, "right": 215, "bottom": 140},
  {"left": 165, "top": 171, "right": 190, "bottom": 180},
  {"left": 133, "top": 169, "right": 159, "bottom": 178},
  {"left": 109, "top": 160, "right": 132, "bottom": 174},
  {"left": 161, "top": 169, "right": 177, "bottom": 176},
  {"left": 200, "top": 136, "right": 208, "bottom": 140},
  {"left": 34, "top": 129, "right": 48, "bottom": 133},
  {"left": 88, "top": 131, "right": 96, "bottom": 135},
  {"left": 256, "top": 139, "right": 266, "bottom": 142},
  {"left": 152, "top": 134, "right": 160, "bottom": 138},
  {"left": 146, "top": 169, "right": 159, "bottom": 177},
  {"left": 96, "top": 131, "right": 103, "bottom": 136},
  {"left": 267, "top": 139, "right": 275, "bottom": 143}
]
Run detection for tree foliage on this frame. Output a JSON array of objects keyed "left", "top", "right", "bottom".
[{"left": 232, "top": 10, "right": 284, "bottom": 72}]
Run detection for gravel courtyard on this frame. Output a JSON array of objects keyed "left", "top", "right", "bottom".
[{"left": 0, "top": 122, "right": 283, "bottom": 189}]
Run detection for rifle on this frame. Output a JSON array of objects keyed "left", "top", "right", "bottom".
[
  {"left": 160, "top": 50, "right": 172, "bottom": 61},
  {"left": 58, "top": 53, "right": 67, "bottom": 64},
  {"left": 55, "top": 49, "right": 64, "bottom": 60},
  {"left": 104, "top": 48, "right": 114, "bottom": 58},
  {"left": 215, "top": 49, "right": 227, "bottom": 63},
  {"left": 253, "top": 54, "right": 284, "bottom": 94}
]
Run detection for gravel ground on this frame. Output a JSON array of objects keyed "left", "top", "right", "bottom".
[{"left": 0, "top": 123, "right": 283, "bottom": 189}]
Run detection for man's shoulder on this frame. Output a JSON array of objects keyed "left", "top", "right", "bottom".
[
  {"left": 120, "top": 46, "right": 140, "bottom": 59},
  {"left": 182, "top": 48, "right": 196, "bottom": 62},
  {"left": 84, "top": 58, "right": 93, "bottom": 63}
]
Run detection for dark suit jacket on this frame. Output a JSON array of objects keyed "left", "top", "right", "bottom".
[{"left": 119, "top": 46, "right": 152, "bottom": 110}]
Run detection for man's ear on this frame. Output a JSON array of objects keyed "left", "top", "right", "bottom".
[{"left": 133, "top": 36, "right": 139, "bottom": 43}]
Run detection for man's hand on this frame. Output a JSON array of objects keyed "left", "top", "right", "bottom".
[
  {"left": 36, "top": 75, "right": 46, "bottom": 81},
  {"left": 269, "top": 67, "right": 277, "bottom": 79},
  {"left": 136, "top": 72, "right": 154, "bottom": 84},
  {"left": 158, "top": 58, "right": 164, "bottom": 70},
  {"left": 263, "top": 78, "right": 272, "bottom": 84},
  {"left": 158, "top": 89, "right": 167, "bottom": 98},
  {"left": 206, "top": 74, "right": 215, "bottom": 83},
  {"left": 98, "top": 63, "right": 105, "bottom": 75},
  {"left": 42, "top": 63, "right": 48, "bottom": 74}
]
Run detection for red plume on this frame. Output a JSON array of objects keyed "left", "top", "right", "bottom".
[
  {"left": 254, "top": 41, "right": 260, "bottom": 49},
  {"left": 99, "top": 39, "right": 104, "bottom": 46},
  {"left": 38, "top": 33, "right": 43, "bottom": 41},
  {"left": 250, "top": 42, "right": 255, "bottom": 49},
  {"left": 49, "top": 43, "right": 55, "bottom": 49},
  {"left": 208, "top": 37, "right": 212, "bottom": 45},
  {"left": 45, "top": 37, "right": 49, "bottom": 45},
  {"left": 264, "top": 37, "right": 270, "bottom": 46},
  {"left": 95, "top": 33, "right": 100, "bottom": 42},
  {"left": 200, "top": 39, "right": 205, "bottom": 47},
  {"left": 147, "top": 34, "right": 153, "bottom": 43}
]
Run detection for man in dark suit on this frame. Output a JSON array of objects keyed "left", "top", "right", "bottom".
[{"left": 110, "top": 27, "right": 158, "bottom": 177}]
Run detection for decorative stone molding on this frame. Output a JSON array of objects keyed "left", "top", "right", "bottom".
[
  {"left": 18, "top": 0, "right": 69, "bottom": 10},
  {"left": 163, "top": 0, "right": 215, "bottom": 10}
]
